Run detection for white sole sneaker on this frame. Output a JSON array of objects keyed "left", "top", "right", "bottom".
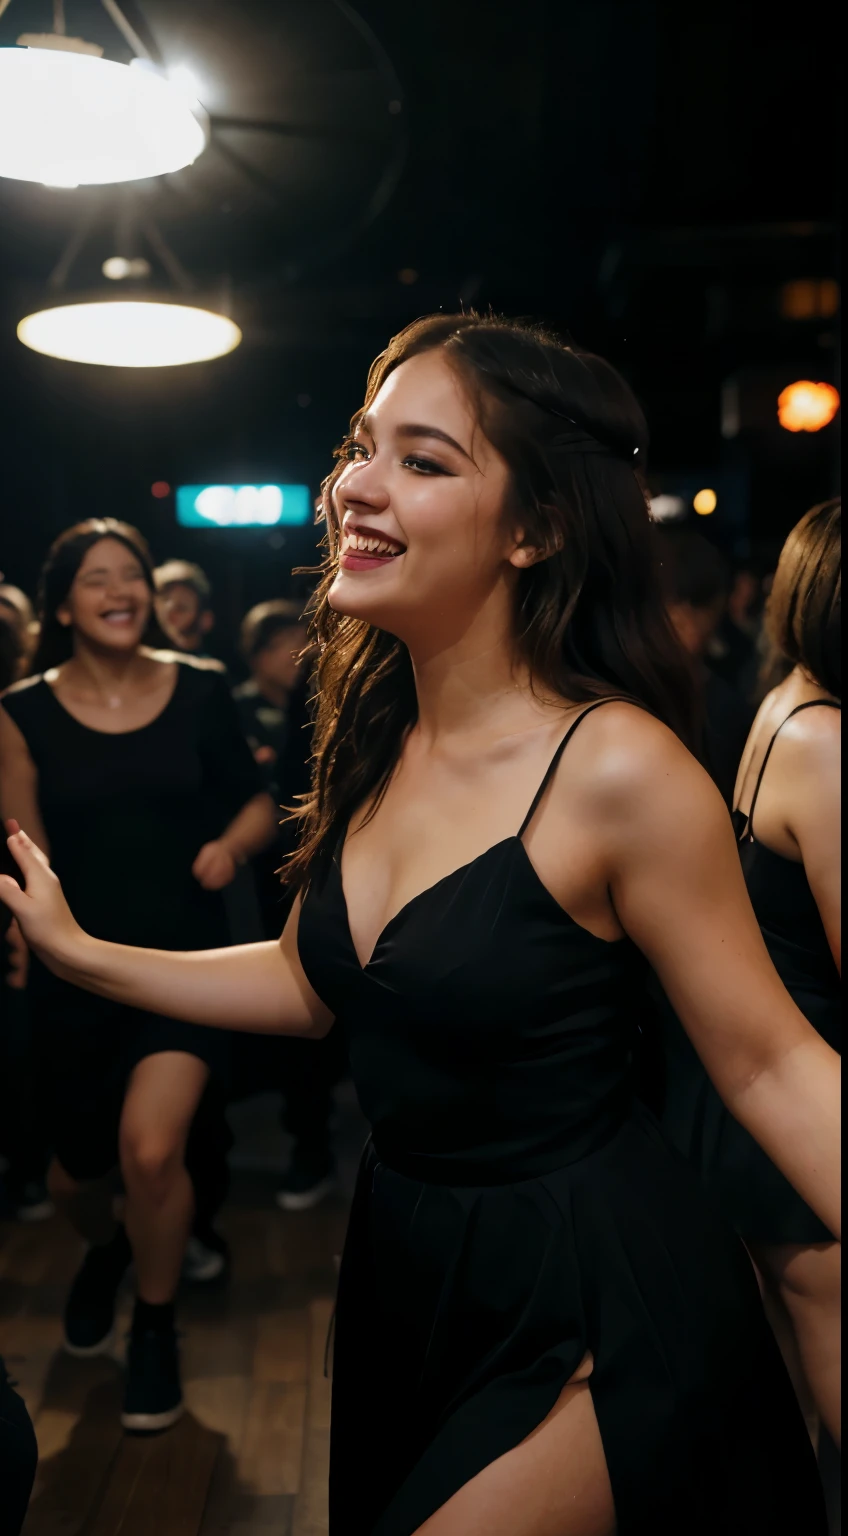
[
  {"left": 275, "top": 1175, "right": 336, "bottom": 1212},
  {"left": 63, "top": 1327, "right": 116, "bottom": 1359},
  {"left": 181, "top": 1237, "right": 226, "bottom": 1284},
  {"left": 16, "top": 1199, "right": 55, "bottom": 1224},
  {"left": 121, "top": 1399, "right": 184, "bottom": 1433}
]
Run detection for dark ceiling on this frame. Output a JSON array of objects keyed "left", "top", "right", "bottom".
[{"left": 0, "top": 0, "right": 840, "bottom": 640}]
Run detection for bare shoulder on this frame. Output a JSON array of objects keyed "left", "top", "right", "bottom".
[
  {"left": 145, "top": 647, "right": 227, "bottom": 676},
  {"left": 558, "top": 698, "right": 715, "bottom": 812},
  {"left": 0, "top": 673, "right": 44, "bottom": 703},
  {"left": 777, "top": 704, "right": 841, "bottom": 814},
  {"left": 779, "top": 700, "right": 841, "bottom": 756}
]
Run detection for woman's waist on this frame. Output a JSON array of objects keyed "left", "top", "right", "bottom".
[{"left": 368, "top": 1089, "right": 634, "bottom": 1188}]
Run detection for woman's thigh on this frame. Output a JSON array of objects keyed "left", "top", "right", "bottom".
[
  {"left": 413, "top": 1378, "right": 616, "bottom": 1536},
  {"left": 119, "top": 1051, "right": 210, "bottom": 1156}
]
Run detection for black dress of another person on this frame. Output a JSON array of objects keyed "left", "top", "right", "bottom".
[
  {"left": 0, "top": 656, "right": 262, "bottom": 1182},
  {"left": 296, "top": 700, "right": 825, "bottom": 1536},
  {"left": 663, "top": 700, "right": 841, "bottom": 1245}
]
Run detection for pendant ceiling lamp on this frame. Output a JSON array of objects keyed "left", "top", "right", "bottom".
[
  {"left": 0, "top": 1, "right": 208, "bottom": 187},
  {"left": 16, "top": 207, "right": 242, "bottom": 368},
  {"left": 17, "top": 300, "right": 241, "bottom": 367}
]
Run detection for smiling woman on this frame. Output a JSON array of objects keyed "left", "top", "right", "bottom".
[
  {"left": 0, "top": 518, "right": 276, "bottom": 1434},
  {"left": 289, "top": 312, "right": 698, "bottom": 887}
]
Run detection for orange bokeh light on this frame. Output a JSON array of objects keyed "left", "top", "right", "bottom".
[
  {"left": 151, "top": 480, "right": 171, "bottom": 499},
  {"left": 777, "top": 380, "right": 840, "bottom": 433}
]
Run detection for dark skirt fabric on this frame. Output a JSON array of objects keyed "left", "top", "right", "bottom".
[
  {"left": 661, "top": 976, "right": 839, "bottom": 1245},
  {"left": 29, "top": 965, "right": 230, "bottom": 1182},
  {"left": 329, "top": 1108, "right": 824, "bottom": 1535}
]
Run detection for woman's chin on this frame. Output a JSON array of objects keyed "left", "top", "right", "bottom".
[
  {"left": 327, "top": 571, "right": 385, "bottom": 622},
  {"left": 89, "top": 626, "right": 145, "bottom": 652}
]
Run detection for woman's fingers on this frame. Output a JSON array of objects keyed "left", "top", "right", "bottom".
[
  {"left": 5, "top": 827, "right": 48, "bottom": 877},
  {"left": 0, "top": 872, "right": 26, "bottom": 913},
  {"left": 1, "top": 828, "right": 51, "bottom": 914}
]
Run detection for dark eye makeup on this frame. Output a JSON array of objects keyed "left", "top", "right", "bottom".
[{"left": 336, "top": 437, "right": 453, "bottom": 476}]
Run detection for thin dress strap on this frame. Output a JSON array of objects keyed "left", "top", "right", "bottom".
[
  {"left": 517, "top": 697, "right": 632, "bottom": 839},
  {"left": 741, "top": 699, "right": 841, "bottom": 842}
]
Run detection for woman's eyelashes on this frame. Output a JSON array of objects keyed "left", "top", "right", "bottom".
[
  {"left": 340, "top": 439, "right": 453, "bottom": 476},
  {"left": 402, "top": 454, "right": 452, "bottom": 476}
]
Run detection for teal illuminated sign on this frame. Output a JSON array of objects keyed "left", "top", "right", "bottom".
[{"left": 176, "top": 483, "right": 311, "bottom": 528}]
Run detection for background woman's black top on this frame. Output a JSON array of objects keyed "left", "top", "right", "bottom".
[
  {"left": 2, "top": 657, "right": 262, "bottom": 951},
  {"left": 662, "top": 699, "right": 841, "bottom": 1244}
]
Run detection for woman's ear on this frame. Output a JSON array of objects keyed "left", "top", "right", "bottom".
[
  {"left": 507, "top": 516, "right": 563, "bottom": 569},
  {"left": 56, "top": 605, "right": 73, "bottom": 629},
  {"left": 508, "top": 543, "right": 541, "bottom": 569}
]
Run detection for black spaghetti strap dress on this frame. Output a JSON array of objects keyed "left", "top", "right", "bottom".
[
  {"left": 663, "top": 700, "right": 841, "bottom": 1245},
  {"left": 296, "top": 700, "right": 824, "bottom": 1536}
]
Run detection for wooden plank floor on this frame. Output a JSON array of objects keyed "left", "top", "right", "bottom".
[{"left": 0, "top": 1166, "right": 349, "bottom": 1536}]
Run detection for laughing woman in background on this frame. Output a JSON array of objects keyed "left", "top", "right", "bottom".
[{"left": 0, "top": 519, "right": 276, "bottom": 1433}]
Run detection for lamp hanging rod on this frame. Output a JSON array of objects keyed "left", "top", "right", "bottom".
[{"left": 100, "top": 0, "right": 153, "bottom": 61}]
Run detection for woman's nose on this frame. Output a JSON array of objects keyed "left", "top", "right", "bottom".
[{"left": 339, "top": 461, "right": 390, "bottom": 512}]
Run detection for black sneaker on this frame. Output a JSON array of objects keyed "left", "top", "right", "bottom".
[
  {"left": 63, "top": 1227, "right": 131, "bottom": 1357},
  {"left": 276, "top": 1151, "right": 335, "bottom": 1212},
  {"left": 181, "top": 1226, "right": 230, "bottom": 1285},
  {"left": 122, "top": 1323, "right": 184, "bottom": 1433}
]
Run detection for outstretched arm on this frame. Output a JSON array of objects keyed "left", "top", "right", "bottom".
[
  {"left": 598, "top": 716, "right": 841, "bottom": 1239},
  {"left": 0, "top": 825, "right": 332, "bottom": 1040}
]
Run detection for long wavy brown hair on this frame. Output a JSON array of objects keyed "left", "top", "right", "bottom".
[{"left": 286, "top": 313, "right": 698, "bottom": 888}]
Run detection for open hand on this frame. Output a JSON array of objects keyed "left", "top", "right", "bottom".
[
  {"left": 192, "top": 839, "right": 238, "bottom": 891},
  {"left": 0, "top": 821, "right": 83, "bottom": 965}
]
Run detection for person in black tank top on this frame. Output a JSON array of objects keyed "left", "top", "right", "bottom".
[
  {"left": 662, "top": 499, "right": 841, "bottom": 1450},
  {"left": 1, "top": 325, "right": 839, "bottom": 1535},
  {"left": 0, "top": 520, "right": 275, "bottom": 1437}
]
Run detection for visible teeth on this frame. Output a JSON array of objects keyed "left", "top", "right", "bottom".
[{"left": 343, "top": 532, "right": 403, "bottom": 556}]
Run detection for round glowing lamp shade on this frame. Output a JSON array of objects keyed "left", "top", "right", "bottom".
[
  {"left": 0, "top": 48, "right": 207, "bottom": 186},
  {"left": 17, "top": 302, "right": 242, "bottom": 368}
]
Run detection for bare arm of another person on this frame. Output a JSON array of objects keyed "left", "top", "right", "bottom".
[
  {"left": 783, "top": 709, "right": 841, "bottom": 973},
  {"left": 591, "top": 709, "right": 841, "bottom": 1240},
  {"left": 0, "top": 826, "right": 332, "bottom": 1039},
  {"left": 0, "top": 705, "right": 50, "bottom": 856}
]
